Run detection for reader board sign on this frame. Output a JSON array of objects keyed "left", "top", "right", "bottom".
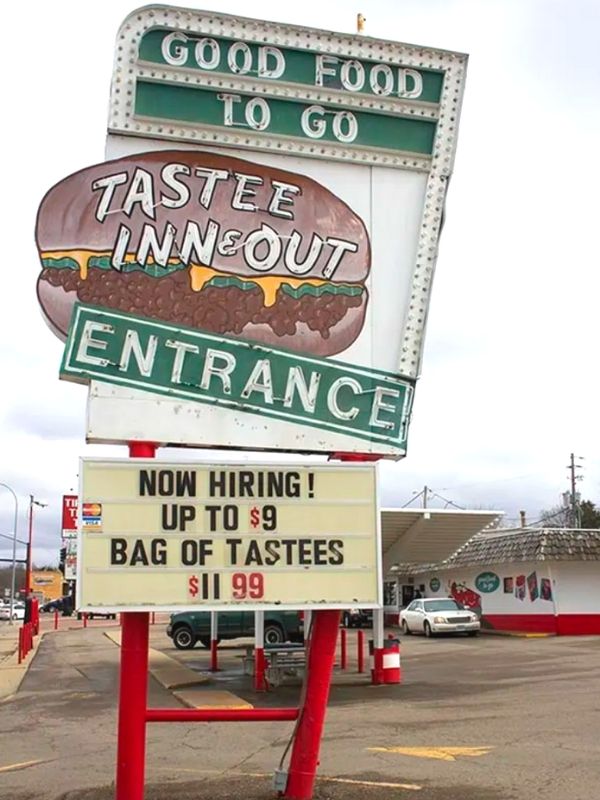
[{"left": 77, "top": 459, "right": 381, "bottom": 611}]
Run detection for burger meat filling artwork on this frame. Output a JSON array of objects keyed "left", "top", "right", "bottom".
[{"left": 36, "top": 151, "right": 371, "bottom": 358}]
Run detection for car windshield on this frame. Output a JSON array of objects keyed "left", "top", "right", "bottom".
[{"left": 423, "top": 600, "right": 463, "bottom": 612}]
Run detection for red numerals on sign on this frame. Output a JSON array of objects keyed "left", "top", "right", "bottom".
[
  {"left": 249, "top": 505, "right": 277, "bottom": 531},
  {"left": 232, "top": 572, "right": 264, "bottom": 599}
]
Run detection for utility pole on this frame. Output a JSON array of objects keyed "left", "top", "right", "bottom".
[
  {"left": 567, "top": 453, "right": 583, "bottom": 528},
  {"left": 423, "top": 486, "right": 429, "bottom": 509}
]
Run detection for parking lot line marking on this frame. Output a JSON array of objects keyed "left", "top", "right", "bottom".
[
  {"left": 368, "top": 746, "right": 493, "bottom": 761},
  {"left": 316, "top": 776, "right": 422, "bottom": 791},
  {"left": 150, "top": 767, "right": 422, "bottom": 790},
  {"left": 0, "top": 759, "right": 47, "bottom": 774}
]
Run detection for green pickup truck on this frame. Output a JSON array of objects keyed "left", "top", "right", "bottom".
[{"left": 167, "top": 610, "right": 304, "bottom": 650}]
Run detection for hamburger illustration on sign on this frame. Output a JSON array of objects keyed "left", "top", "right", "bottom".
[
  {"left": 38, "top": 6, "right": 467, "bottom": 457},
  {"left": 36, "top": 151, "right": 370, "bottom": 358}
]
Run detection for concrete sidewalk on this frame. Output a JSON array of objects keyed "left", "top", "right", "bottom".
[{"left": 0, "top": 625, "right": 43, "bottom": 700}]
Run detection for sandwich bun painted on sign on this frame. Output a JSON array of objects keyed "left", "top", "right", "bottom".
[{"left": 36, "top": 150, "right": 370, "bottom": 357}]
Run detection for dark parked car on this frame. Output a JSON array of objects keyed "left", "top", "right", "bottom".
[
  {"left": 76, "top": 610, "right": 117, "bottom": 620},
  {"left": 342, "top": 608, "right": 373, "bottom": 628},
  {"left": 41, "top": 598, "right": 64, "bottom": 613},
  {"left": 167, "top": 610, "right": 304, "bottom": 650}
]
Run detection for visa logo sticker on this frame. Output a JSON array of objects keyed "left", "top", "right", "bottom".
[{"left": 82, "top": 502, "right": 103, "bottom": 532}]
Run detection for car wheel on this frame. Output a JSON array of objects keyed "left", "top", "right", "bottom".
[
  {"left": 467, "top": 631, "right": 478, "bottom": 637},
  {"left": 424, "top": 621, "right": 434, "bottom": 638},
  {"left": 173, "top": 626, "right": 196, "bottom": 650},
  {"left": 264, "top": 624, "right": 285, "bottom": 645},
  {"left": 401, "top": 620, "right": 411, "bottom": 635}
]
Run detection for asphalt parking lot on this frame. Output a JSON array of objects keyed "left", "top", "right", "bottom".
[{"left": 1, "top": 623, "right": 599, "bottom": 800}]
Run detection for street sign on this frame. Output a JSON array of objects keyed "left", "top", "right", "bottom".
[{"left": 77, "top": 458, "right": 380, "bottom": 611}]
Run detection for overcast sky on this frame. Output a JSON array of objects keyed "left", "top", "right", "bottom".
[{"left": 1, "top": 0, "right": 598, "bottom": 567}]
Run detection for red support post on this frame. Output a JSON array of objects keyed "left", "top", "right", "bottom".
[
  {"left": 30, "top": 599, "right": 39, "bottom": 636},
  {"left": 115, "top": 611, "right": 150, "bottom": 800},
  {"left": 54, "top": 610, "right": 59, "bottom": 631},
  {"left": 210, "top": 611, "right": 219, "bottom": 672},
  {"left": 254, "top": 647, "right": 267, "bottom": 691},
  {"left": 340, "top": 627, "right": 347, "bottom": 670},
  {"left": 18, "top": 627, "right": 23, "bottom": 664},
  {"left": 254, "top": 611, "right": 267, "bottom": 691},
  {"left": 151, "top": 612, "right": 156, "bottom": 625},
  {"left": 284, "top": 609, "right": 341, "bottom": 800},
  {"left": 115, "top": 441, "right": 155, "bottom": 800},
  {"left": 357, "top": 629, "right": 365, "bottom": 673},
  {"left": 146, "top": 707, "right": 299, "bottom": 723},
  {"left": 210, "top": 638, "right": 218, "bottom": 672}
]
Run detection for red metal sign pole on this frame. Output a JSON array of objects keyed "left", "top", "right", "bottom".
[
  {"left": 115, "top": 441, "right": 156, "bottom": 800},
  {"left": 340, "top": 627, "right": 347, "bottom": 670},
  {"left": 284, "top": 608, "right": 341, "bottom": 800}
]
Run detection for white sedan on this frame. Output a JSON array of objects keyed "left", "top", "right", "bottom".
[
  {"left": 400, "top": 598, "right": 480, "bottom": 637},
  {"left": 0, "top": 602, "right": 25, "bottom": 621}
]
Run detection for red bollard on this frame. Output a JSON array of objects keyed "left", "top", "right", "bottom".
[
  {"left": 357, "top": 629, "right": 365, "bottom": 673},
  {"left": 382, "top": 636, "right": 402, "bottom": 684},
  {"left": 54, "top": 610, "right": 59, "bottom": 630},
  {"left": 369, "top": 640, "right": 385, "bottom": 685},
  {"left": 151, "top": 612, "right": 156, "bottom": 625},
  {"left": 254, "top": 647, "right": 266, "bottom": 691},
  {"left": 83, "top": 613, "right": 88, "bottom": 628},
  {"left": 210, "top": 638, "right": 218, "bottom": 672},
  {"left": 340, "top": 627, "right": 347, "bottom": 670}
]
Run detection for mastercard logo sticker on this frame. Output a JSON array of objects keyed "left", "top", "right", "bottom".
[{"left": 82, "top": 503, "right": 102, "bottom": 517}]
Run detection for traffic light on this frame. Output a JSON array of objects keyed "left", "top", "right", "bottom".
[{"left": 58, "top": 546, "right": 67, "bottom": 575}]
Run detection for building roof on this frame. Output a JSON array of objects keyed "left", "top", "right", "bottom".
[
  {"left": 380, "top": 508, "right": 503, "bottom": 572},
  {"left": 394, "top": 528, "right": 600, "bottom": 574}
]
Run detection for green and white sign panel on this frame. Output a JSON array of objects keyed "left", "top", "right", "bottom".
[
  {"left": 43, "top": 7, "right": 467, "bottom": 456},
  {"left": 62, "top": 304, "right": 413, "bottom": 450}
]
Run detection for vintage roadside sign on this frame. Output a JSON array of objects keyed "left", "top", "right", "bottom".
[
  {"left": 77, "top": 459, "right": 381, "bottom": 611},
  {"left": 61, "top": 304, "right": 413, "bottom": 449},
  {"left": 36, "top": 7, "right": 467, "bottom": 457}
]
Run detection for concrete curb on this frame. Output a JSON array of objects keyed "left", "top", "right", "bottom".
[
  {"left": 481, "top": 629, "right": 555, "bottom": 638},
  {"left": 0, "top": 630, "right": 44, "bottom": 701},
  {"left": 104, "top": 630, "right": 210, "bottom": 690}
]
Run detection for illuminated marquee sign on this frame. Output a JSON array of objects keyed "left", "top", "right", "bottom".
[
  {"left": 77, "top": 459, "right": 381, "bottom": 611},
  {"left": 109, "top": 9, "right": 456, "bottom": 168}
]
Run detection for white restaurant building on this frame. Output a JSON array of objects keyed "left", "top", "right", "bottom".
[{"left": 385, "top": 527, "right": 600, "bottom": 635}]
